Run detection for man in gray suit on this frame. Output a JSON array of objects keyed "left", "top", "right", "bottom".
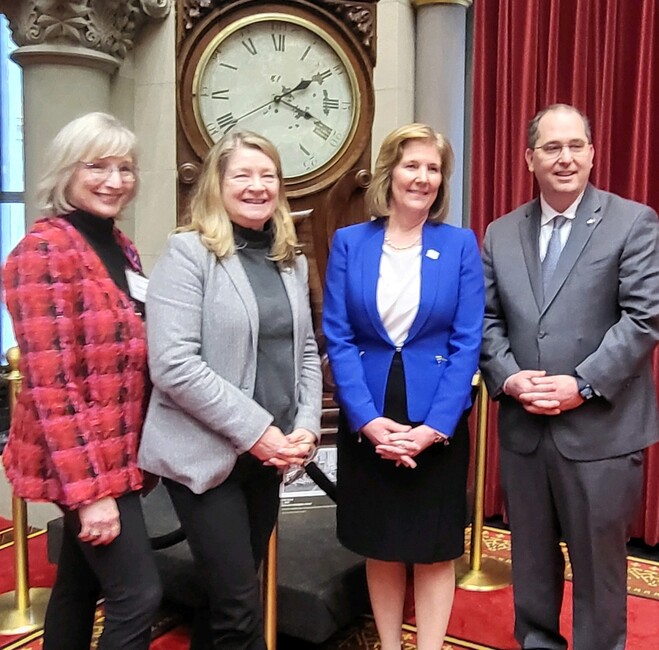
[{"left": 480, "top": 104, "right": 659, "bottom": 650}]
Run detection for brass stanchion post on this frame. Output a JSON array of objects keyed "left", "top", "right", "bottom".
[
  {"left": 454, "top": 373, "right": 511, "bottom": 591},
  {"left": 0, "top": 347, "right": 51, "bottom": 633},
  {"left": 262, "top": 524, "right": 278, "bottom": 650}
]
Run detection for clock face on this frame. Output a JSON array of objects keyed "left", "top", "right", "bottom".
[{"left": 192, "top": 14, "right": 359, "bottom": 181}]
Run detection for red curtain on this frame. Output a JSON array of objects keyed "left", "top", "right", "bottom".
[{"left": 470, "top": 0, "right": 659, "bottom": 544}]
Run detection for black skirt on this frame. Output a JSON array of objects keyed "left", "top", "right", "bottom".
[{"left": 336, "top": 353, "right": 470, "bottom": 563}]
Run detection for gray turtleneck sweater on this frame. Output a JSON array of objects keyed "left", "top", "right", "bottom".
[{"left": 233, "top": 222, "right": 296, "bottom": 434}]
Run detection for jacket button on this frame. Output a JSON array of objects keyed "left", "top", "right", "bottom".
[{"left": 538, "top": 331, "right": 546, "bottom": 339}]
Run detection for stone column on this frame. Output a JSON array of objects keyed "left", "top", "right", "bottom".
[
  {"left": 412, "top": 0, "right": 472, "bottom": 226},
  {"left": 0, "top": 0, "right": 172, "bottom": 224}
]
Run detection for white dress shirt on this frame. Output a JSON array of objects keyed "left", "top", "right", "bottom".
[{"left": 539, "top": 191, "right": 585, "bottom": 260}]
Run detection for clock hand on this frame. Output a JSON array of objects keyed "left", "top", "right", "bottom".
[
  {"left": 274, "top": 78, "right": 312, "bottom": 102},
  {"left": 278, "top": 99, "right": 334, "bottom": 141},
  {"left": 234, "top": 80, "right": 312, "bottom": 123},
  {"left": 278, "top": 98, "right": 324, "bottom": 124},
  {"left": 234, "top": 99, "right": 275, "bottom": 123}
]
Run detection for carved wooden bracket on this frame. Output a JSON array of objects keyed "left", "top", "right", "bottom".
[
  {"left": 322, "top": 1, "right": 376, "bottom": 62},
  {"left": 179, "top": 0, "right": 377, "bottom": 64}
]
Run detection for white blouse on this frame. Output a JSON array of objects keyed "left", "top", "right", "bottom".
[{"left": 376, "top": 242, "right": 422, "bottom": 347}]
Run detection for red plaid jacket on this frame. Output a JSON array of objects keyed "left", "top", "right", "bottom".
[{"left": 2, "top": 217, "right": 148, "bottom": 508}]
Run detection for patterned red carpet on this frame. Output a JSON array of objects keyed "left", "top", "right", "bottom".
[{"left": 1, "top": 521, "right": 658, "bottom": 649}]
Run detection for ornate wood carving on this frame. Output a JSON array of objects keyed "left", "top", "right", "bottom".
[
  {"left": 180, "top": 0, "right": 214, "bottom": 33},
  {"left": 322, "top": 1, "right": 376, "bottom": 63},
  {"left": 178, "top": 0, "right": 376, "bottom": 62}
]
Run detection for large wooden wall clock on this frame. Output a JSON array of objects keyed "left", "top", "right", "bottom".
[{"left": 176, "top": 0, "right": 378, "bottom": 333}]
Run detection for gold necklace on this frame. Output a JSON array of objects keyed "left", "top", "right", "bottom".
[{"left": 384, "top": 234, "right": 421, "bottom": 250}]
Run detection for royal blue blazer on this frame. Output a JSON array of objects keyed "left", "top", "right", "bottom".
[{"left": 323, "top": 219, "right": 485, "bottom": 437}]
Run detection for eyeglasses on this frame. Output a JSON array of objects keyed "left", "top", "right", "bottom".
[
  {"left": 533, "top": 140, "right": 590, "bottom": 159},
  {"left": 79, "top": 161, "right": 138, "bottom": 182}
]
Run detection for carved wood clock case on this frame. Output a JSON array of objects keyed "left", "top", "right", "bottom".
[{"left": 176, "top": 0, "right": 378, "bottom": 332}]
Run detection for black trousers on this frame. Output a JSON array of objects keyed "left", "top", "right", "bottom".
[
  {"left": 42, "top": 491, "right": 162, "bottom": 650},
  {"left": 163, "top": 455, "right": 281, "bottom": 650}
]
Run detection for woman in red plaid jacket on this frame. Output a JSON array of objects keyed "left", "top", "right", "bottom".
[{"left": 2, "top": 113, "right": 161, "bottom": 650}]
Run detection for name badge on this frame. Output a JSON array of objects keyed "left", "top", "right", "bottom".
[{"left": 125, "top": 269, "right": 149, "bottom": 303}]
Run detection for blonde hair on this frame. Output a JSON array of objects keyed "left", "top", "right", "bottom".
[
  {"left": 366, "top": 123, "right": 454, "bottom": 223},
  {"left": 37, "top": 112, "right": 138, "bottom": 216},
  {"left": 180, "top": 131, "right": 299, "bottom": 265}
]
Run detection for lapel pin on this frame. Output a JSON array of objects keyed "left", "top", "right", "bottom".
[
  {"left": 426, "top": 249, "right": 440, "bottom": 260},
  {"left": 586, "top": 218, "right": 596, "bottom": 225}
]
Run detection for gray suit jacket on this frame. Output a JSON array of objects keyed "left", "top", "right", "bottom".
[
  {"left": 480, "top": 184, "right": 659, "bottom": 461},
  {"left": 138, "top": 232, "right": 322, "bottom": 493}
]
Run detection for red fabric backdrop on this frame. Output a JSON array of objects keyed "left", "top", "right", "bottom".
[{"left": 470, "top": 0, "right": 659, "bottom": 544}]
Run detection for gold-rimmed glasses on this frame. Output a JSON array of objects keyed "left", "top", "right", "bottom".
[{"left": 79, "top": 161, "right": 138, "bottom": 183}]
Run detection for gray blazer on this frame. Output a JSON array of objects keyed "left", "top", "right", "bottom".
[
  {"left": 138, "top": 231, "right": 322, "bottom": 493},
  {"left": 480, "top": 184, "right": 659, "bottom": 461}
]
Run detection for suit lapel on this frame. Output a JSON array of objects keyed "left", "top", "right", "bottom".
[
  {"left": 542, "top": 185, "right": 602, "bottom": 313},
  {"left": 279, "top": 263, "right": 299, "bottom": 376},
  {"left": 519, "top": 199, "right": 544, "bottom": 311},
  {"left": 220, "top": 255, "right": 259, "bottom": 351},
  {"left": 362, "top": 224, "right": 394, "bottom": 344},
  {"left": 406, "top": 222, "right": 443, "bottom": 343}
]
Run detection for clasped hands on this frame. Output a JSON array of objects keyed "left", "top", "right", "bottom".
[
  {"left": 505, "top": 370, "right": 583, "bottom": 415},
  {"left": 361, "top": 417, "right": 442, "bottom": 469},
  {"left": 249, "top": 425, "right": 316, "bottom": 469}
]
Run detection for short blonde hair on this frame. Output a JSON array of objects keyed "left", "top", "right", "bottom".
[
  {"left": 366, "top": 123, "right": 454, "bottom": 223},
  {"left": 181, "top": 130, "right": 299, "bottom": 265},
  {"left": 37, "top": 112, "right": 138, "bottom": 216}
]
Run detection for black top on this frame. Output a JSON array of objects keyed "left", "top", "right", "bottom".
[
  {"left": 64, "top": 209, "right": 145, "bottom": 315},
  {"left": 233, "top": 222, "right": 296, "bottom": 434}
]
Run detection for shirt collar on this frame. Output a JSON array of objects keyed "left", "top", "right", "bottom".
[{"left": 540, "top": 191, "right": 585, "bottom": 226}]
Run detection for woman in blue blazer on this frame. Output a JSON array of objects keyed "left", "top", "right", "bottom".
[{"left": 323, "top": 124, "right": 484, "bottom": 650}]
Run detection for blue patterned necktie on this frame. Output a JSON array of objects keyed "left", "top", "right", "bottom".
[{"left": 542, "top": 215, "right": 567, "bottom": 292}]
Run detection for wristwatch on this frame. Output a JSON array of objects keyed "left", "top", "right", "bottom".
[{"left": 576, "top": 376, "right": 595, "bottom": 401}]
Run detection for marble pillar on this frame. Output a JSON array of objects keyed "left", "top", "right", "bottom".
[
  {"left": 0, "top": 0, "right": 172, "bottom": 224},
  {"left": 412, "top": 0, "right": 472, "bottom": 226}
]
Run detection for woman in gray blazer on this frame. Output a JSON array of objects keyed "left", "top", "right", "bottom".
[{"left": 139, "top": 131, "right": 322, "bottom": 650}]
